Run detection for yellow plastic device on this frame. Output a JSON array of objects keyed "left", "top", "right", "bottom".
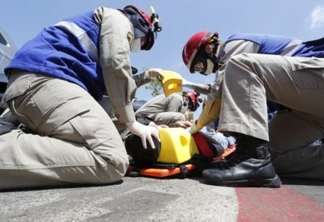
[
  {"left": 157, "top": 127, "right": 199, "bottom": 164},
  {"left": 161, "top": 70, "right": 183, "bottom": 97}
]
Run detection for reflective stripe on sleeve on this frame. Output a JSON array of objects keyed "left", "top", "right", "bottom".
[
  {"left": 280, "top": 38, "right": 303, "bottom": 56},
  {"left": 55, "top": 21, "right": 98, "bottom": 62}
]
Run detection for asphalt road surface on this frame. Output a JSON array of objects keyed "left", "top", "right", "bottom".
[{"left": 1, "top": 175, "right": 324, "bottom": 222}]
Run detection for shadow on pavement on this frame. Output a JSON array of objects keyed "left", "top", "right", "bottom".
[
  {"left": 0, "top": 179, "right": 124, "bottom": 193},
  {"left": 281, "top": 177, "right": 324, "bottom": 186}
]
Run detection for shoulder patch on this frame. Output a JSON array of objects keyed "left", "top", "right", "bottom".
[{"left": 127, "top": 32, "right": 133, "bottom": 47}]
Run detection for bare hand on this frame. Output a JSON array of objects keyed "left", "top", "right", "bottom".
[{"left": 171, "top": 120, "right": 192, "bottom": 129}]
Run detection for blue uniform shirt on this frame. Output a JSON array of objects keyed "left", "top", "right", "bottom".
[{"left": 5, "top": 11, "right": 104, "bottom": 101}]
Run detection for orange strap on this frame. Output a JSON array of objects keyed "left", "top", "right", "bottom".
[
  {"left": 140, "top": 164, "right": 196, "bottom": 178},
  {"left": 214, "top": 145, "right": 236, "bottom": 161}
]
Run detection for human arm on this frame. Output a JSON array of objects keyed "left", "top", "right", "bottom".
[
  {"left": 95, "top": 7, "right": 135, "bottom": 123},
  {"left": 169, "top": 120, "right": 192, "bottom": 128},
  {"left": 188, "top": 96, "right": 222, "bottom": 134},
  {"left": 132, "top": 68, "right": 164, "bottom": 88},
  {"left": 220, "top": 39, "right": 260, "bottom": 63},
  {"left": 187, "top": 39, "right": 259, "bottom": 133},
  {"left": 192, "top": 40, "right": 258, "bottom": 123},
  {"left": 95, "top": 7, "right": 160, "bottom": 148},
  {"left": 182, "top": 78, "right": 213, "bottom": 95}
]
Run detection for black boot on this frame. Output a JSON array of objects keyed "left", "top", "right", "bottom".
[{"left": 202, "top": 134, "right": 282, "bottom": 188}]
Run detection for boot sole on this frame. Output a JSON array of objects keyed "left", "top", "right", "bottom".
[{"left": 203, "top": 175, "right": 282, "bottom": 188}]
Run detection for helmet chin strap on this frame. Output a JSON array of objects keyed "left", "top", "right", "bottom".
[
  {"left": 202, "top": 42, "right": 221, "bottom": 75},
  {"left": 203, "top": 59, "right": 215, "bottom": 75}
]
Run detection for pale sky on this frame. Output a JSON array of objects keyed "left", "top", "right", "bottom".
[{"left": 1, "top": 0, "right": 324, "bottom": 116}]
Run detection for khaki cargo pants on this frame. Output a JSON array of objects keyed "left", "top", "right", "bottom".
[
  {"left": 217, "top": 54, "right": 324, "bottom": 180},
  {"left": 0, "top": 70, "right": 129, "bottom": 190}
]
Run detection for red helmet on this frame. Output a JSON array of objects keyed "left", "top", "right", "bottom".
[
  {"left": 123, "top": 5, "right": 162, "bottom": 50},
  {"left": 182, "top": 31, "right": 219, "bottom": 74},
  {"left": 183, "top": 91, "right": 203, "bottom": 112}
]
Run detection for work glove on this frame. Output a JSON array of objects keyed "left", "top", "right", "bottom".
[
  {"left": 187, "top": 123, "right": 201, "bottom": 134},
  {"left": 147, "top": 68, "right": 164, "bottom": 80},
  {"left": 181, "top": 78, "right": 196, "bottom": 90},
  {"left": 126, "top": 121, "right": 160, "bottom": 149}
]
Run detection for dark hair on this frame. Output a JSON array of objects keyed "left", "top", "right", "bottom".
[{"left": 125, "top": 134, "right": 161, "bottom": 167}]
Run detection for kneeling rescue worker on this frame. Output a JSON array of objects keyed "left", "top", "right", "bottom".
[
  {"left": 182, "top": 31, "right": 324, "bottom": 187},
  {"left": 0, "top": 5, "right": 162, "bottom": 190}
]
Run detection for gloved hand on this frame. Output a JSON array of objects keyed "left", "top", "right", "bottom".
[
  {"left": 181, "top": 78, "right": 196, "bottom": 90},
  {"left": 147, "top": 68, "right": 164, "bottom": 80},
  {"left": 126, "top": 121, "right": 160, "bottom": 149},
  {"left": 187, "top": 123, "right": 201, "bottom": 134}
]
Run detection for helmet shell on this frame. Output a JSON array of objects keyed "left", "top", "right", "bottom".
[
  {"left": 182, "top": 31, "right": 219, "bottom": 73},
  {"left": 183, "top": 91, "right": 202, "bottom": 111},
  {"left": 124, "top": 5, "right": 152, "bottom": 27},
  {"left": 123, "top": 5, "right": 155, "bottom": 50}
]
